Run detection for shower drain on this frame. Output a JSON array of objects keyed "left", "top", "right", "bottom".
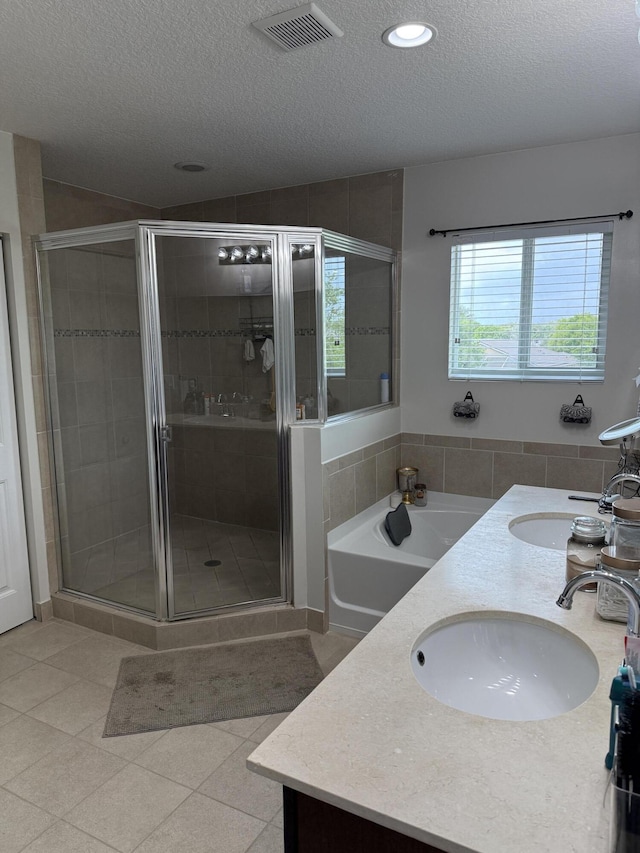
[{"left": 204, "top": 560, "right": 222, "bottom": 567}]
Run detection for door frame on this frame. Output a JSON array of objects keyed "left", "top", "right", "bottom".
[
  {"left": 0, "top": 237, "right": 34, "bottom": 632},
  {"left": 140, "top": 221, "right": 309, "bottom": 620}
]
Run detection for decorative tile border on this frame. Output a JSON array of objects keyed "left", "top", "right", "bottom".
[
  {"left": 54, "top": 329, "right": 140, "bottom": 337},
  {"left": 55, "top": 327, "right": 318, "bottom": 338},
  {"left": 345, "top": 326, "right": 390, "bottom": 335},
  {"left": 163, "top": 329, "right": 244, "bottom": 338},
  {"left": 54, "top": 326, "right": 387, "bottom": 339}
]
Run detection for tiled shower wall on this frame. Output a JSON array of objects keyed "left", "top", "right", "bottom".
[
  {"left": 156, "top": 235, "right": 280, "bottom": 529},
  {"left": 161, "top": 171, "right": 404, "bottom": 251},
  {"left": 163, "top": 171, "right": 404, "bottom": 416},
  {"left": 169, "top": 424, "right": 278, "bottom": 530},
  {"left": 46, "top": 244, "right": 151, "bottom": 562},
  {"left": 157, "top": 236, "right": 279, "bottom": 415},
  {"left": 323, "top": 434, "right": 621, "bottom": 532}
]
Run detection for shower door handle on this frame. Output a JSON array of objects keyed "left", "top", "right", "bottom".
[{"left": 159, "top": 425, "right": 172, "bottom": 443}]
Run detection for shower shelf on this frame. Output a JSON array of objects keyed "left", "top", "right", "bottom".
[{"left": 240, "top": 317, "right": 274, "bottom": 339}]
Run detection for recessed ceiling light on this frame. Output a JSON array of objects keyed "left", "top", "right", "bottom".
[
  {"left": 382, "top": 22, "right": 436, "bottom": 48},
  {"left": 174, "top": 161, "right": 209, "bottom": 172}
]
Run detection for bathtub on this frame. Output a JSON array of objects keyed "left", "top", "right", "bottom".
[{"left": 328, "top": 492, "right": 494, "bottom": 636}]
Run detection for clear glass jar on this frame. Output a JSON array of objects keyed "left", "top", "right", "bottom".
[
  {"left": 565, "top": 516, "right": 607, "bottom": 590},
  {"left": 609, "top": 498, "right": 640, "bottom": 551},
  {"left": 595, "top": 546, "right": 640, "bottom": 622}
]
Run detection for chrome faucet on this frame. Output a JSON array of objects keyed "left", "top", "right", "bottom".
[
  {"left": 600, "top": 472, "right": 640, "bottom": 511},
  {"left": 557, "top": 570, "right": 640, "bottom": 637}
]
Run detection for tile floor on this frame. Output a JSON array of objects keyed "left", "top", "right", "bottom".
[
  {"left": 65, "top": 516, "right": 281, "bottom": 615},
  {"left": 0, "top": 618, "right": 358, "bottom": 853}
]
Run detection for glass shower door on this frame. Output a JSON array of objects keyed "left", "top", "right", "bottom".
[
  {"left": 154, "top": 230, "right": 282, "bottom": 617},
  {"left": 40, "top": 236, "right": 156, "bottom": 614}
]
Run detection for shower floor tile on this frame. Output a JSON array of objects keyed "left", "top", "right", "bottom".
[
  {"left": 0, "top": 618, "right": 359, "bottom": 853},
  {"left": 65, "top": 517, "right": 280, "bottom": 615}
]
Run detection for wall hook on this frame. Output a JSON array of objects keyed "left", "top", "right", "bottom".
[
  {"left": 560, "top": 394, "right": 592, "bottom": 424},
  {"left": 453, "top": 391, "right": 480, "bottom": 419}
]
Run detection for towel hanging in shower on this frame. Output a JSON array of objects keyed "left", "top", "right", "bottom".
[
  {"left": 260, "top": 337, "right": 275, "bottom": 373},
  {"left": 243, "top": 339, "right": 255, "bottom": 362}
]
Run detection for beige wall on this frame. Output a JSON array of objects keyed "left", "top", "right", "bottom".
[
  {"left": 44, "top": 179, "right": 158, "bottom": 231},
  {"left": 401, "top": 134, "right": 640, "bottom": 445},
  {"left": 161, "top": 171, "right": 403, "bottom": 251}
]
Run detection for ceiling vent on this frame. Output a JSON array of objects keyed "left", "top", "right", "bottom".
[{"left": 252, "top": 3, "right": 343, "bottom": 52}]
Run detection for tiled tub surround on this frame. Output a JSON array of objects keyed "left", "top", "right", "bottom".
[
  {"left": 400, "top": 433, "right": 622, "bottom": 501},
  {"left": 323, "top": 435, "right": 402, "bottom": 533},
  {"left": 323, "top": 433, "right": 621, "bottom": 533}
]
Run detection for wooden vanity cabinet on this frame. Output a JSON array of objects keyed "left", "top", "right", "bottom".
[{"left": 283, "top": 787, "right": 447, "bottom": 853}]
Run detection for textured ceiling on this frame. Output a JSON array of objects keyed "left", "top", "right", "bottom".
[{"left": 0, "top": 0, "right": 638, "bottom": 207}]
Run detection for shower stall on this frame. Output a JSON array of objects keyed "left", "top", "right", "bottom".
[{"left": 35, "top": 220, "right": 396, "bottom": 622}]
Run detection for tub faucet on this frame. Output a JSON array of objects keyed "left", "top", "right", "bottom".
[
  {"left": 600, "top": 472, "right": 640, "bottom": 511},
  {"left": 557, "top": 570, "right": 640, "bottom": 637}
]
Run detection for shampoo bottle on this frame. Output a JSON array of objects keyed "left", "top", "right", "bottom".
[{"left": 380, "top": 372, "right": 390, "bottom": 404}]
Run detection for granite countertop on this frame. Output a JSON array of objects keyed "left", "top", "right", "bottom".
[{"left": 247, "top": 485, "right": 623, "bottom": 853}]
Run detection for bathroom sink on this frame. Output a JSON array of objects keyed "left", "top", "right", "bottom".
[
  {"left": 508, "top": 513, "right": 578, "bottom": 550},
  {"left": 411, "top": 613, "right": 598, "bottom": 721}
]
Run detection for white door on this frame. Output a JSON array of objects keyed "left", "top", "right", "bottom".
[{"left": 0, "top": 239, "right": 33, "bottom": 633}]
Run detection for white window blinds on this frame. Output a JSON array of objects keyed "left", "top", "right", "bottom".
[
  {"left": 448, "top": 221, "right": 613, "bottom": 381},
  {"left": 324, "top": 255, "right": 346, "bottom": 375}
]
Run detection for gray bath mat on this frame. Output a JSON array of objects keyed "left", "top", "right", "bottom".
[{"left": 103, "top": 634, "right": 323, "bottom": 737}]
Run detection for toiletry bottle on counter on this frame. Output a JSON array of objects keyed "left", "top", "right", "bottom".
[
  {"left": 565, "top": 516, "right": 607, "bottom": 590},
  {"left": 183, "top": 378, "right": 198, "bottom": 414},
  {"left": 596, "top": 546, "right": 640, "bottom": 622},
  {"left": 380, "top": 373, "right": 390, "bottom": 404},
  {"left": 609, "top": 498, "right": 640, "bottom": 551}
]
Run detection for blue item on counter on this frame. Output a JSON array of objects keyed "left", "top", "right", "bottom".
[{"left": 607, "top": 667, "right": 635, "bottom": 770}]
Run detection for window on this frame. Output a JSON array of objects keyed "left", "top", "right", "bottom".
[
  {"left": 324, "top": 254, "right": 346, "bottom": 376},
  {"left": 448, "top": 222, "right": 613, "bottom": 381}
]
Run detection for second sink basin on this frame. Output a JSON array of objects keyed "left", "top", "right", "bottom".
[
  {"left": 411, "top": 613, "right": 599, "bottom": 721},
  {"left": 508, "top": 512, "right": 578, "bottom": 550}
]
